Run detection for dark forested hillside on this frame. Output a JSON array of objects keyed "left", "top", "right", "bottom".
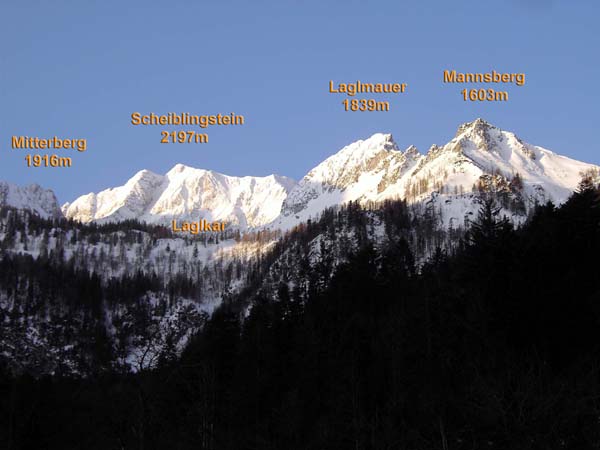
[
  {"left": 0, "top": 198, "right": 461, "bottom": 377},
  {"left": 2, "top": 183, "right": 600, "bottom": 449},
  {"left": 0, "top": 207, "right": 275, "bottom": 374}
]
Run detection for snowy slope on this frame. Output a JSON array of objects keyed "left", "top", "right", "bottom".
[
  {"left": 63, "top": 164, "right": 297, "bottom": 229},
  {"left": 0, "top": 181, "right": 62, "bottom": 218},
  {"left": 271, "top": 119, "right": 599, "bottom": 229},
  {"left": 273, "top": 133, "right": 421, "bottom": 229}
]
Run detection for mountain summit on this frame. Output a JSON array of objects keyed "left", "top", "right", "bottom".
[
  {"left": 62, "top": 165, "right": 296, "bottom": 228},
  {"left": 274, "top": 118, "right": 598, "bottom": 229},
  {"left": 0, "top": 182, "right": 62, "bottom": 218},
  {"left": 62, "top": 119, "right": 599, "bottom": 230}
]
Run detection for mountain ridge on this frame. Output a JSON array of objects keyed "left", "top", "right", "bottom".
[
  {"left": 272, "top": 119, "right": 599, "bottom": 229},
  {"left": 0, "top": 181, "right": 62, "bottom": 218},
  {"left": 29, "top": 119, "right": 600, "bottom": 229},
  {"left": 62, "top": 164, "right": 296, "bottom": 229}
]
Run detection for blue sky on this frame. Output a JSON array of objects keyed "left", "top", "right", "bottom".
[{"left": 1, "top": 0, "right": 599, "bottom": 203}]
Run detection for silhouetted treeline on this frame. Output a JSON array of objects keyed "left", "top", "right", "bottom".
[{"left": 2, "top": 184, "right": 600, "bottom": 449}]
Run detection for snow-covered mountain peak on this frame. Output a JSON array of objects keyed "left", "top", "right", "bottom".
[
  {"left": 168, "top": 163, "right": 188, "bottom": 174},
  {"left": 374, "top": 132, "right": 399, "bottom": 151},
  {"left": 275, "top": 133, "right": 421, "bottom": 227},
  {"left": 403, "top": 145, "right": 421, "bottom": 160},
  {"left": 349, "top": 132, "right": 399, "bottom": 155},
  {"left": 303, "top": 133, "right": 402, "bottom": 185},
  {"left": 322, "top": 133, "right": 399, "bottom": 165},
  {"left": 445, "top": 120, "right": 541, "bottom": 171},
  {"left": 64, "top": 165, "right": 297, "bottom": 229},
  {"left": 165, "top": 164, "right": 212, "bottom": 182},
  {"left": 455, "top": 117, "right": 494, "bottom": 137},
  {"left": 274, "top": 120, "right": 600, "bottom": 230},
  {"left": 128, "top": 169, "right": 165, "bottom": 185},
  {"left": 451, "top": 118, "right": 525, "bottom": 159},
  {"left": 0, "top": 181, "right": 62, "bottom": 218}
]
